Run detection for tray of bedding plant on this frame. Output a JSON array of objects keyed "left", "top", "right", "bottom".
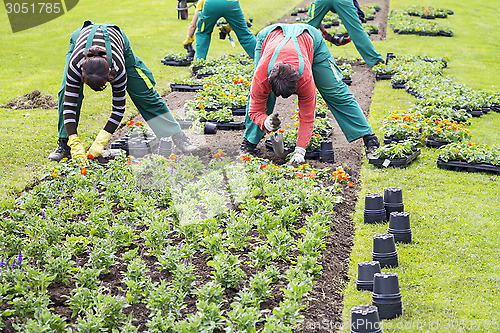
[
  {"left": 368, "top": 141, "right": 421, "bottom": 168},
  {"left": 161, "top": 53, "right": 193, "bottom": 67},
  {"left": 264, "top": 130, "right": 334, "bottom": 160},
  {"left": 436, "top": 142, "right": 500, "bottom": 174},
  {"left": 110, "top": 121, "right": 159, "bottom": 158}
]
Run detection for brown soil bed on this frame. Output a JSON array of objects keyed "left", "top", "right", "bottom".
[{"left": 1, "top": 90, "right": 57, "bottom": 110}]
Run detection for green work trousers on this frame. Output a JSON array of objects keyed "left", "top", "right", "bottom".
[
  {"left": 57, "top": 21, "right": 180, "bottom": 139},
  {"left": 195, "top": 0, "right": 256, "bottom": 60},
  {"left": 307, "top": 0, "right": 383, "bottom": 67},
  {"left": 244, "top": 23, "right": 372, "bottom": 145}
]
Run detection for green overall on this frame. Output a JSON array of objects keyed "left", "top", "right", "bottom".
[
  {"left": 307, "top": 0, "right": 383, "bottom": 67},
  {"left": 244, "top": 23, "right": 372, "bottom": 145},
  {"left": 57, "top": 21, "right": 180, "bottom": 139},
  {"left": 195, "top": 0, "right": 256, "bottom": 60}
]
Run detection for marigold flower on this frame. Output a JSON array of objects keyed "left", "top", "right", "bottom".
[
  {"left": 348, "top": 181, "right": 354, "bottom": 187},
  {"left": 135, "top": 121, "right": 144, "bottom": 127},
  {"left": 87, "top": 153, "right": 94, "bottom": 160},
  {"left": 81, "top": 168, "right": 88, "bottom": 176},
  {"left": 295, "top": 172, "right": 304, "bottom": 179},
  {"left": 286, "top": 125, "right": 291, "bottom": 128},
  {"left": 455, "top": 149, "right": 461, "bottom": 154},
  {"left": 126, "top": 160, "right": 132, "bottom": 166},
  {"left": 169, "top": 153, "right": 177, "bottom": 160},
  {"left": 278, "top": 129, "right": 285, "bottom": 133},
  {"left": 261, "top": 164, "right": 269, "bottom": 170},
  {"left": 51, "top": 173, "right": 58, "bottom": 178},
  {"left": 127, "top": 120, "right": 134, "bottom": 126},
  {"left": 305, "top": 172, "right": 316, "bottom": 178}
]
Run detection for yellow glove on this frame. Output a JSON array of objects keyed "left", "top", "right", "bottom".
[
  {"left": 87, "top": 129, "right": 112, "bottom": 159},
  {"left": 220, "top": 24, "right": 232, "bottom": 34},
  {"left": 68, "top": 136, "right": 89, "bottom": 166},
  {"left": 183, "top": 35, "right": 195, "bottom": 46}
]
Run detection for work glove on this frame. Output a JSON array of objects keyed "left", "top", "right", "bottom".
[
  {"left": 264, "top": 113, "right": 281, "bottom": 132},
  {"left": 289, "top": 146, "right": 306, "bottom": 165},
  {"left": 68, "top": 135, "right": 89, "bottom": 166},
  {"left": 323, "top": 30, "right": 351, "bottom": 46},
  {"left": 87, "top": 129, "right": 112, "bottom": 159},
  {"left": 220, "top": 24, "right": 232, "bottom": 34},
  {"left": 183, "top": 35, "right": 195, "bottom": 48}
]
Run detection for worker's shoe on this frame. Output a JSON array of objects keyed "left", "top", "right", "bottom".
[
  {"left": 48, "top": 138, "right": 71, "bottom": 162},
  {"left": 363, "top": 133, "right": 380, "bottom": 159},
  {"left": 171, "top": 131, "right": 199, "bottom": 154},
  {"left": 239, "top": 138, "right": 258, "bottom": 156}
]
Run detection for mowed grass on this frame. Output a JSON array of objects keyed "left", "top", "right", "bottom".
[
  {"left": 0, "top": 0, "right": 302, "bottom": 199},
  {"left": 337, "top": 0, "right": 500, "bottom": 331}
]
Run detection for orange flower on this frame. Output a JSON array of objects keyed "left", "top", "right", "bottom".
[
  {"left": 278, "top": 129, "right": 284, "bottom": 133},
  {"left": 135, "top": 121, "right": 144, "bottom": 127},
  {"left": 455, "top": 149, "right": 461, "bottom": 154},
  {"left": 391, "top": 115, "right": 400, "bottom": 120},
  {"left": 127, "top": 120, "right": 134, "bottom": 126},
  {"left": 126, "top": 160, "right": 131, "bottom": 166},
  {"left": 261, "top": 163, "right": 269, "bottom": 170},
  {"left": 87, "top": 153, "right": 94, "bottom": 160},
  {"left": 239, "top": 155, "right": 251, "bottom": 162},
  {"left": 305, "top": 172, "right": 316, "bottom": 178},
  {"left": 81, "top": 168, "right": 88, "bottom": 176},
  {"left": 169, "top": 153, "right": 177, "bottom": 160},
  {"left": 295, "top": 172, "right": 304, "bottom": 179},
  {"left": 198, "top": 103, "right": 204, "bottom": 109},
  {"left": 348, "top": 181, "right": 354, "bottom": 187},
  {"left": 468, "top": 142, "right": 474, "bottom": 146}
]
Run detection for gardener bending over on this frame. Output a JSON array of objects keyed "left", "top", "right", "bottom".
[
  {"left": 183, "top": 0, "right": 256, "bottom": 60},
  {"left": 49, "top": 21, "right": 198, "bottom": 165},
  {"left": 307, "top": 0, "right": 384, "bottom": 67},
  {"left": 239, "top": 23, "right": 380, "bottom": 163}
]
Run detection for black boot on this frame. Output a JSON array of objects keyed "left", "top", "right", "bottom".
[
  {"left": 363, "top": 133, "right": 380, "bottom": 158},
  {"left": 171, "top": 131, "right": 199, "bottom": 154},
  {"left": 239, "top": 137, "right": 258, "bottom": 156},
  {"left": 48, "top": 138, "right": 71, "bottom": 162}
]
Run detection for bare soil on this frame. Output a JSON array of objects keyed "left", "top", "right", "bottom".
[{"left": 1, "top": 89, "right": 57, "bottom": 110}]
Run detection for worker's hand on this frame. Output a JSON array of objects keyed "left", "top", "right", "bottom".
[
  {"left": 337, "top": 35, "right": 351, "bottom": 46},
  {"left": 68, "top": 135, "right": 89, "bottom": 166},
  {"left": 322, "top": 30, "right": 334, "bottom": 43},
  {"left": 87, "top": 129, "right": 112, "bottom": 159},
  {"left": 264, "top": 113, "right": 281, "bottom": 132},
  {"left": 220, "top": 24, "right": 232, "bottom": 34},
  {"left": 183, "top": 35, "right": 195, "bottom": 48},
  {"left": 289, "top": 146, "right": 306, "bottom": 165}
]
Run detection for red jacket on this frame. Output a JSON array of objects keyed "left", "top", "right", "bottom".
[{"left": 249, "top": 29, "right": 317, "bottom": 148}]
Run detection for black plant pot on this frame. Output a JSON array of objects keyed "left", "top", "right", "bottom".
[
  {"left": 383, "top": 187, "right": 404, "bottom": 220},
  {"left": 157, "top": 137, "right": 173, "bottom": 157},
  {"left": 357, "top": 261, "right": 382, "bottom": 292},
  {"left": 204, "top": 122, "right": 218, "bottom": 134},
  {"left": 372, "top": 272, "right": 403, "bottom": 320},
  {"left": 350, "top": 305, "right": 383, "bottom": 333},
  {"left": 364, "top": 194, "right": 387, "bottom": 224},
  {"left": 388, "top": 212, "right": 412, "bottom": 244},
  {"left": 372, "top": 234, "right": 398, "bottom": 268},
  {"left": 320, "top": 141, "right": 335, "bottom": 163}
]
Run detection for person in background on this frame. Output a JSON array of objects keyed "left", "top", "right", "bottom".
[
  {"left": 239, "top": 23, "right": 380, "bottom": 163},
  {"left": 187, "top": 0, "right": 256, "bottom": 60},
  {"left": 49, "top": 21, "right": 198, "bottom": 165},
  {"left": 307, "top": 0, "right": 384, "bottom": 67},
  {"left": 182, "top": 0, "right": 204, "bottom": 55}
]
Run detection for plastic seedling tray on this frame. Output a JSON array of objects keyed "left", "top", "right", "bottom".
[
  {"left": 437, "top": 158, "right": 500, "bottom": 174},
  {"left": 170, "top": 83, "right": 204, "bottom": 92},
  {"left": 369, "top": 148, "right": 421, "bottom": 169}
]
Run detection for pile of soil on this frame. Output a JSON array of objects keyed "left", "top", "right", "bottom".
[{"left": 1, "top": 90, "right": 57, "bottom": 110}]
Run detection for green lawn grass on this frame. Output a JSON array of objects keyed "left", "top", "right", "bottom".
[
  {"left": 338, "top": 0, "right": 500, "bottom": 331},
  {"left": 0, "top": 0, "right": 302, "bottom": 199}
]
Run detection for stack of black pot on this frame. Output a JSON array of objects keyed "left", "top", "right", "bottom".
[{"left": 353, "top": 187, "right": 412, "bottom": 327}]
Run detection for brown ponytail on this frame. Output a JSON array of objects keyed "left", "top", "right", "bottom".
[{"left": 81, "top": 46, "right": 117, "bottom": 91}]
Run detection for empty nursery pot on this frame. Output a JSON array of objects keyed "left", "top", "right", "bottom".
[
  {"left": 357, "top": 261, "right": 382, "bottom": 292},
  {"left": 372, "top": 234, "right": 398, "bottom": 268},
  {"left": 350, "top": 305, "right": 383, "bottom": 333},
  {"left": 158, "top": 137, "right": 173, "bottom": 157},
  {"left": 372, "top": 272, "right": 403, "bottom": 320},
  {"left": 204, "top": 122, "right": 218, "bottom": 134},
  {"left": 388, "top": 212, "right": 412, "bottom": 244},
  {"left": 383, "top": 187, "right": 404, "bottom": 220},
  {"left": 365, "top": 193, "right": 384, "bottom": 210},
  {"left": 364, "top": 194, "right": 387, "bottom": 224},
  {"left": 320, "top": 141, "right": 335, "bottom": 162}
]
